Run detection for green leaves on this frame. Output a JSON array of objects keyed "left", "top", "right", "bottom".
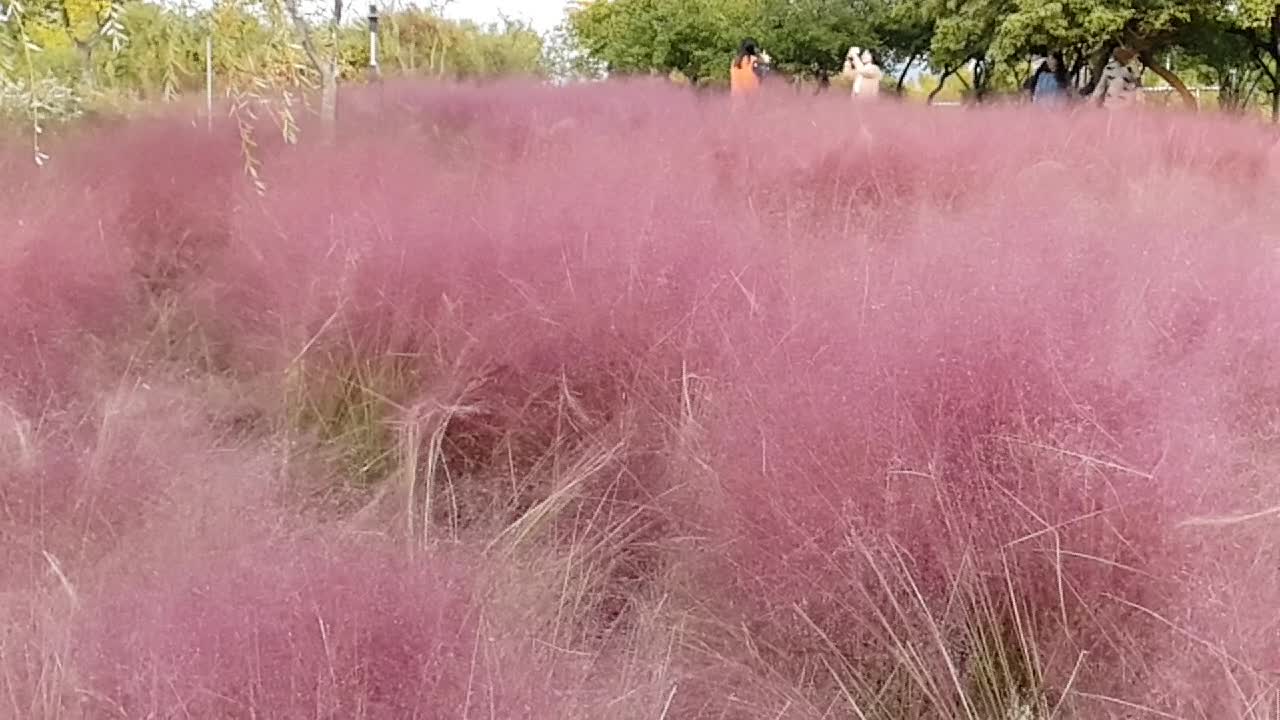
[
  {"left": 569, "top": 0, "right": 736, "bottom": 81},
  {"left": 568, "top": 0, "right": 876, "bottom": 83},
  {"left": 1233, "top": 0, "right": 1279, "bottom": 29},
  {"left": 527, "top": 0, "right": 1261, "bottom": 106},
  {"left": 374, "top": 12, "right": 543, "bottom": 78},
  {"left": 757, "top": 0, "right": 867, "bottom": 74}
]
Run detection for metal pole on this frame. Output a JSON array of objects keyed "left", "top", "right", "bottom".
[
  {"left": 368, "top": 4, "right": 380, "bottom": 78},
  {"left": 205, "top": 34, "right": 213, "bottom": 131}
]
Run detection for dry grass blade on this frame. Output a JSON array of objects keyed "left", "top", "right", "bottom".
[
  {"left": 1176, "top": 504, "right": 1280, "bottom": 529},
  {"left": 996, "top": 435, "right": 1154, "bottom": 480},
  {"left": 1069, "top": 690, "right": 1187, "bottom": 720},
  {"left": 486, "top": 439, "right": 626, "bottom": 555},
  {"left": 41, "top": 552, "right": 78, "bottom": 610}
]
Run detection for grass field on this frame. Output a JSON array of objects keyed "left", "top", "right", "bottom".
[{"left": 3, "top": 79, "right": 1280, "bottom": 719}]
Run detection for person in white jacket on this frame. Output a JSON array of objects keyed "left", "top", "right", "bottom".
[
  {"left": 1091, "top": 47, "right": 1141, "bottom": 109},
  {"left": 844, "top": 46, "right": 883, "bottom": 100}
]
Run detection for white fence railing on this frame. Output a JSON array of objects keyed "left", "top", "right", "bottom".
[{"left": 927, "top": 85, "right": 1223, "bottom": 108}]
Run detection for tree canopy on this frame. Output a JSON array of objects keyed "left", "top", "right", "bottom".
[
  {"left": 567, "top": 0, "right": 1280, "bottom": 116},
  {"left": 566, "top": 0, "right": 882, "bottom": 83}
]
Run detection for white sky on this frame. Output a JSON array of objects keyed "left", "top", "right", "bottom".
[{"left": 443, "top": 0, "right": 571, "bottom": 33}]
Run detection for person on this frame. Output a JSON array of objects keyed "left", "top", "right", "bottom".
[
  {"left": 1026, "top": 52, "right": 1069, "bottom": 106},
  {"left": 1091, "top": 47, "right": 1140, "bottom": 109},
  {"left": 814, "top": 66, "right": 831, "bottom": 95},
  {"left": 756, "top": 50, "right": 774, "bottom": 84},
  {"left": 731, "top": 38, "right": 762, "bottom": 97},
  {"left": 844, "top": 46, "right": 883, "bottom": 100}
]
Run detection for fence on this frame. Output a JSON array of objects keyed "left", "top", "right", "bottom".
[{"left": 929, "top": 85, "right": 1224, "bottom": 108}]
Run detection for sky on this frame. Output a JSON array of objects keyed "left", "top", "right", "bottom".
[{"left": 443, "top": 0, "right": 572, "bottom": 33}]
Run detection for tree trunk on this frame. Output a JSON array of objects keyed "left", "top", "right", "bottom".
[
  {"left": 76, "top": 41, "right": 96, "bottom": 88},
  {"left": 1251, "top": 44, "right": 1279, "bottom": 121},
  {"left": 1140, "top": 51, "right": 1197, "bottom": 109},
  {"left": 1271, "top": 68, "right": 1280, "bottom": 122},
  {"left": 59, "top": 0, "right": 102, "bottom": 90},
  {"left": 1273, "top": 5, "right": 1280, "bottom": 122},
  {"left": 284, "top": 0, "right": 342, "bottom": 128},
  {"left": 1243, "top": 69, "right": 1263, "bottom": 109},
  {"left": 973, "top": 58, "right": 991, "bottom": 102},
  {"left": 1068, "top": 47, "right": 1087, "bottom": 88},
  {"left": 319, "top": 68, "right": 338, "bottom": 127},
  {"left": 896, "top": 52, "right": 918, "bottom": 93},
  {"left": 395, "top": 23, "right": 409, "bottom": 72},
  {"left": 324, "top": 0, "right": 342, "bottom": 127},
  {"left": 928, "top": 67, "right": 956, "bottom": 104},
  {"left": 1218, "top": 69, "right": 1237, "bottom": 112}
]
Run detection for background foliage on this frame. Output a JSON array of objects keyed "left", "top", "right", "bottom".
[
  {"left": 0, "top": 0, "right": 546, "bottom": 125},
  {"left": 1, "top": 0, "right": 1278, "bottom": 138},
  {"left": 569, "top": 0, "right": 1280, "bottom": 115}
]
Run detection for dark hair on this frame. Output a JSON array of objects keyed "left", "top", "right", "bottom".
[
  {"left": 735, "top": 38, "right": 759, "bottom": 69},
  {"left": 1046, "top": 51, "right": 1069, "bottom": 87},
  {"left": 1027, "top": 51, "right": 1069, "bottom": 91},
  {"left": 862, "top": 49, "right": 877, "bottom": 66}
]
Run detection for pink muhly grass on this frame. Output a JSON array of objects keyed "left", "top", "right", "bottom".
[{"left": 3, "top": 80, "right": 1280, "bottom": 720}]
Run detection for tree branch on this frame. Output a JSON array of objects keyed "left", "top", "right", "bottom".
[
  {"left": 1138, "top": 51, "right": 1196, "bottom": 109},
  {"left": 282, "top": 0, "right": 325, "bottom": 74},
  {"left": 1253, "top": 46, "right": 1277, "bottom": 85},
  {"left": 927, "top": 65, "right": 956, "bottom": 103},
  {"left": 895, "top": 51, "right": 918, "bottom": 93},
  {"left": 1244, "top": 70, "right": 1263, "bottom": 106},
  {"left": 1225, "top": 24, "right": 1267, "bottom": 49}
]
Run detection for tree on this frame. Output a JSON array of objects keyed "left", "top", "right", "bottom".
[
  {"left": 567, "top": 0, "right": 883, "bottom": 85},
  {"left": 357, "top": 10, "right": 544, "bottom": 78},
  {"left": 1177, "top": 14, "right": 1264, "bottom": 113},
  {"left": 15, "top": 0, "right": 128, "bottom": 86},
  {"left": 107, "top": 2, "right": 200, "bottom": 99},
  {"left": 912, "top": 0, "right": 1226, "bottom": 107},
  {"left": 49, "top": 0, "right": 125, "bottom": 85},
  {"left": 282, "top": 0, "right": 342, "bottom": 126},
  {"left": 568, "top": 0, "right": 738, "bottom": 83},
  {"left": 379, "top": 9, "right": 456, "bottom": 74},
  {"left": 755, "top": 0, "right": 876, "bottom": 78},
  {"left": 447, "top": 19, "right": 543, "bottom": 78},
  {"left": 542, "top": 20, "right": 606, "bottom": 83},
  {"left": 1224, "top": 0, "right": 1280, "bottom": 120},
  {"left": 869, "top": 0, "right": 938, "bottom": 92},
  {"left": 926, "top": 0, "right": 1008, "bottom": 99}
]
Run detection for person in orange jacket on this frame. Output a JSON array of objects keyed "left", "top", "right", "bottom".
[{"left": 731, "top": 38, "right": 762, "bottom": 97}]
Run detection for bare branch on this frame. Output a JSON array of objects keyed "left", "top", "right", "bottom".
[
  {"left": 1253, "top": 45, "right": 1277, "bottom": 84},
  {"left": 281, "top": 0, "right": 325, "bottom": 74}
]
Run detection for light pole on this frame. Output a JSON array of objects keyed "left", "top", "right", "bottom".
[{"left": 367, "top": 4, "right": 380, "bottom": 78}]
